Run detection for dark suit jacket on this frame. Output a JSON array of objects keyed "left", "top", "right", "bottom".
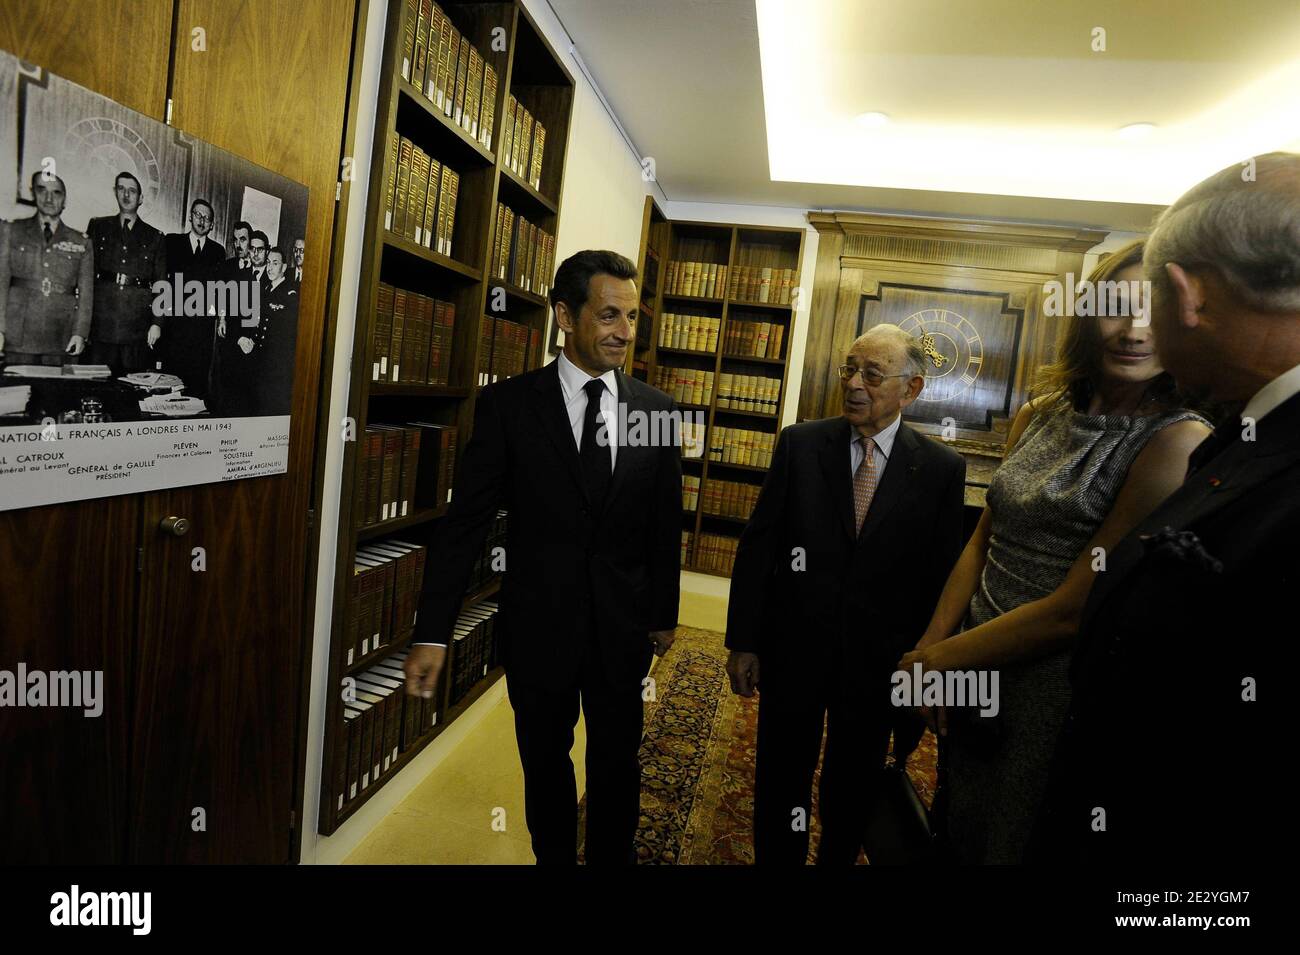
[
  {"left": 249, "top": 277, "right": 297, "bottom": 415},
  {"left": 164, "top": 232, "right": 225, "bottom": 280},
  {"left": 415, "top": 360, "right": 683, "bottom": 686},
  {"left": 726, "top": 414, "right": 966, "bottom": 690},
  {"left": 87, "top": 215, "right": 165, "bottom": 344},
  {"left": 1036, "top": 391, "right": 1298, "bottom": 867}
]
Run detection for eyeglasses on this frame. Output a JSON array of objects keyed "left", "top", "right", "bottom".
[{"left": 838, "top": 364, "right": 910, "bottom": 386}]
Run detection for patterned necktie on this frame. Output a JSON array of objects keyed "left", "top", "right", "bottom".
[
  {"left": 852, "top": 435, "right": 878, "bottom": 534},
  {"left": 580, "top": 378, "right": 612, "bottom": 507}
]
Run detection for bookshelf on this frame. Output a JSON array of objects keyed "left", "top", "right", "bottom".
[
  {"left": 628, "top": 197, "right": 804, "bottom": 580},
  {"left": 319, "top": 0, "right": 574, "bottom": 835}
]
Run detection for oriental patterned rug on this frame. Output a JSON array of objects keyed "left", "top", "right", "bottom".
[{"left": 576, "top": 625, "right": 939, "bottom": 864}]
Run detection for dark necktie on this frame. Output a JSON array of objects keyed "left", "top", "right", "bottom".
[
  {"left": 580, "top": 378, "right": 612, "bottom": 507},
  {"left": 42, "top": 222, "right": 52, "bottom": 245}
]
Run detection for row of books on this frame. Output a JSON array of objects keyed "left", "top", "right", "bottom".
[
  {"left": 371, "top": 284, "right": 457, "bottom": 385},
  {"left": 467, "top": 510, "right": 508, "bottom": 594},
  {"left": 346, "top": 539, "right": 427, "bottom": 670},
  {"left": 643, "top": 247, "right": 661, "bottom": 297},
  {"left": 387, "top": 136, "right": 461, "bottom": 258},
  {"left": 501, "top": 96, "right": 546, "bottom": 191},
  {"left": 658, "top": 313, "right": 720, "bottom": 353},
  {"left": 729, "top": 265, "right": 797, "bottom": 304},
  {"left": 401, "top": 0, "right": 497, "bottom": 151},
  {"left": 694, "top": 532, "right": 740, "bottom": 575},
  {"left": 336, "top": 649, "right": 437, "bottom": 811},
  {"left": 492, "top": 202, "right": 556, "bottom": 295},
  {"left": 477, "top": 317, "right": 543, "bottom": 385},
  {"left": 680, "top": 530, "right": 694, "bottom": 568},
  {"left": 653, "top": 366, "right": 714, "bottom": 406},
  {"left": 450, "top": 601, "right": 500, "bottom": 706},
  {"left": 709, "top": 427, "right": 776, "bottom": 468},
  {"left": 723, "top": 320, "right": 785, "bottom": 360},
  {"left": 717, "top": 373, "right": 781, "bottom": 415},
  {"left": 665, "top": 260, "right": 728, "bottom": 299},
  {"left": 357, "top": 422, "right": 457, "bottom": 528},
  {"left": 701, "top": 478, "right": 760, "bottom": 521}
]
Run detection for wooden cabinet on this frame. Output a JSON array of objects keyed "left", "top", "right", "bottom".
[{"left": 0, "top": 0, "right": 356, "bottom": 864}]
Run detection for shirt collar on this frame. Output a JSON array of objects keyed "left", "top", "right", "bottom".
[
  {"left": 1242, "top": 361, "right": 1300, "bottom": 423},
  {"left": 851, "top": 412, "right": 903, "bottom": 458},
  {"left": 557, "top": 350, "right": 618, "bottom": 403}
]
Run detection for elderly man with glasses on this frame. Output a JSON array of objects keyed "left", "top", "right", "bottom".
[{"left": 725, "top": 322, "right": 967, "bottom": 864}]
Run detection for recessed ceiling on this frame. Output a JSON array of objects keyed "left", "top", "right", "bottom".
[{"left": 547, "top": 0, "right": 1300, "bottom": 230}]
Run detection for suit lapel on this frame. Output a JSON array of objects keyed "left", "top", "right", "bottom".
[
  {"left": 819, "top": 417, "right": 857, "bottom": 541},
  {"left": 531, "top": 360, "right": 589, "bottom": 502},
  {"left": 1086, "top": 393, "right": 1300, "bottom": 621},
  {"left": 856, "top": 423, "right": 919, "bottom": 548}
]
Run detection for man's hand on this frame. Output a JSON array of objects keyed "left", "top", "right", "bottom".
[
  {"left": 404, "top": 644, "right": 447, "bottom": 700},
  {"left": 147, "top": 324, "right": 161, "bottom": 347},
  {"left": 237, "top": 336, "right": 254, "bottom": 354},
  {"left": 65, "top": 335, "right": 85, "bottom": 356},
  {"left": 649, "top": 629, "right": 675, "bottom": 656},
  {"left": 217, "top": 316, "right": 226, "bottom": 339},
  {"left": 726, "top": 650, "right": 760, "bottom": 697}
]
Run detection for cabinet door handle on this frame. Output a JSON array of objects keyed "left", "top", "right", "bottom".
[{"left": 159, "top": 515, "right": 191, "bottom": 537}]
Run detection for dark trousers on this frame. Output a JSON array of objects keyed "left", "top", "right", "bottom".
[
  {"left": 753, "top": 665, "right": 893, "bottom": 865},
  {"left": 89, "top": 340, "right": 152, "bottom": 375},
  {"left": 506, "top": 630, "right": 645, "bottom": 865}
]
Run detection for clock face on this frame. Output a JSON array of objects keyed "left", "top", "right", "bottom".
[{"left": 899, "top": 308, "right": 983, "bottom": 403}]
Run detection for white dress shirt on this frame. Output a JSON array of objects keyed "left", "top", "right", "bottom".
[
  {"left": 849, "top": 412, "right": 902, "bottom": 478},
  {"left": 557, "top": 351, "right": 619, "bottom": 470},
  {"left": 1242, "top": 360, "right": 1300, "bottom": 423}
]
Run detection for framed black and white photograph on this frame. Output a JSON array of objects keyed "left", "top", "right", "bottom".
[{"left": 0, "top": 48, "right": 309, "bottom": 511}]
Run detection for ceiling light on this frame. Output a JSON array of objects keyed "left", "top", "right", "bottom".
[
  {"left": 854, "top": 111, "right": 890, "bottom": 128},
  {"left": 1118, "top": 122, "right": 1157, "bottom": 140}
]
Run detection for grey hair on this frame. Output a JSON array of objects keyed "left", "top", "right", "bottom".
[
  {"left": 1144, "top": 151, "right": 1300, "bottom": 314},
  {"left": 851, "top": 324, "right": 927, "bottom": 379}
]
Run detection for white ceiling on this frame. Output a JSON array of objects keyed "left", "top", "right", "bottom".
[{"left": 547, "top": 0, "right": 1300, "bottom": 231}]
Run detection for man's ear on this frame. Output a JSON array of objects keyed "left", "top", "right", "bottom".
[
  {"left": 901, "top": 374, "right": 925, "bottom": 407},
  {"left": 555, "top": 301, "right": 576, "bottom": 334},
  {"left": 1164, "top": 263, "right": 1205, "bottom": 329}
]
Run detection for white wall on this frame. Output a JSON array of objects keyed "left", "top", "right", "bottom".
[{"left": 300, "top": 0, "right": 669, "bottom": 865}]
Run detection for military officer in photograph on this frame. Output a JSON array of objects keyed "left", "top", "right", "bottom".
[
  {"left": 248, "top": 246, "right": 298, "bottom": 415},
  {"left": 0, "top": 170, "right": 93, "bottom": 366},
  {"left": 87, "top": 170, "right": 166, "bottom": 373}
]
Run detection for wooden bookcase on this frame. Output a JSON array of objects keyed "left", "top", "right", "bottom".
[
  {"left": 628, "top": 197, "right": 804, "bottom": 579},
  {"left": 318, "top": 0, "right": 574, "bottom": 835}
]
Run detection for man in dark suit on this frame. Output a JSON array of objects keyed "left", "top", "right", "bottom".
[
  {"left": 1035, "top": 153, "right": 1299, "bottom": 867},
  {"left": 213, "top": 229, "right": 271, "bottom": 415},
  {"left": 160, "top": 198, "right": 225, "bottom": 400},
  {"left": 405, "top": 250, "right": 683, "bottom": 865},
  {"left": 726, "top": 323, "right": 966, "bottom": 864},
  {"left": 87, "top": 171, "right": 165, "bottom": 373},
  {"left": 290, "top": 237, "right": 305, "bottom": 287}
]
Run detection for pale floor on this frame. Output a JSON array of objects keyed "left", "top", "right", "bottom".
[{"left": 344, "top": 591, "right": 727, "bottom": 864}]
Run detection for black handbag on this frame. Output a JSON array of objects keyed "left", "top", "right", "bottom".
[{"left": 862, "top": 716, "right": 937, "bottom": 865}]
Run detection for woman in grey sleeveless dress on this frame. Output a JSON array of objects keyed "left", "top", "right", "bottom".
[{"left": 898, "top": 240, "right": 1212, "bottom": 864}]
